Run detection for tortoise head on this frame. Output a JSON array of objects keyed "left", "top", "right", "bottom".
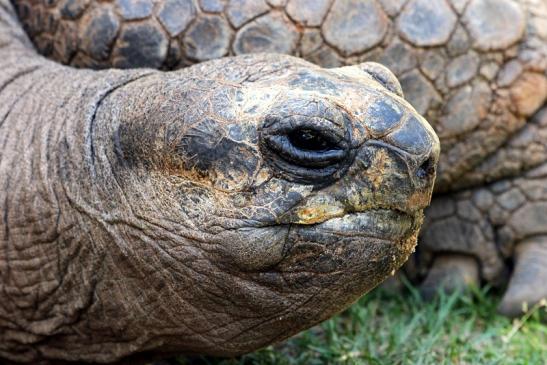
[{"left": 93, "top": 54, "right": 439, "bottom": 357}]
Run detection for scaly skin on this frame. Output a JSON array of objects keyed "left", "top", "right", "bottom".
[
  {"left": 417, "top": 108, "right": 547, "bottom": 314},
  {"left": 15, "top": 0, "right": 547, "bottom": 316},
  {"left": 0, "top": 0, "right": 440, "bottom": 363},
  {"left": 12, "top": 0, "right": 547, "bottom": 189},
  {"left": 12, "top": 1, "right": 547, "bottom": 312}
]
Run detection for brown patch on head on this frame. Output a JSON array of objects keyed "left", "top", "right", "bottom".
[
  {"left": 294, "top": 204, "right": 345, "bottom": 224},
  {"left": 367, "top": 148, "right": 392, "bottom": 190},
  {"left": 407, "top": 190, "right": 434, "bottom": 211}
]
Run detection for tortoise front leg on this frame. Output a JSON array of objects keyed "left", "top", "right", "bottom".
[
  {"left": 416, "top": 163, "right": 547, "bottom": 315},
  {"left": 498, "top": 238, "right": 547, "bottom": 317},
  {"left": 419, "top": 254, "right": 480, "bottom": 300}
]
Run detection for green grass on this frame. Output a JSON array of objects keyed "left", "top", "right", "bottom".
[{"left": 176, "top": 284, "right": 546, "bottom": 365}]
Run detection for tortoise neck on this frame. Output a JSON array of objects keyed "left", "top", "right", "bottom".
[{"left": 0, "top": 0, "right": 43, "bottom": 68}]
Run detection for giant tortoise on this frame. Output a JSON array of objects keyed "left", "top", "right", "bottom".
[
  {"left": 0, "top": 0, "right": 442, "bottom": 363},
  {"left": 13, "top": 0, "right": 547, "bottom": 315},
  {"left": 1, "top": 0, "right": 546, "bottom": 363}
]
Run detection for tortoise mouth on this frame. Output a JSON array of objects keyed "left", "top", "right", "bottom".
[{"left": 295, "top": 209, "right": 416, "bottom": 241}]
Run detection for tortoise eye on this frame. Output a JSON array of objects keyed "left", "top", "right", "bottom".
[
  {"left": 287, "top": 128, "right": 338, "bottom": 152},
  {"left": 260, "top": 102, "right": 353, "bottom": 184},
  {"left": 264, "top": 126, "right": 345, "bottom": 169}
]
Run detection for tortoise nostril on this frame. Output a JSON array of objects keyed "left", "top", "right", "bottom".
[{"left": 417, "top": 157, "right": 435, "bottom": 179}]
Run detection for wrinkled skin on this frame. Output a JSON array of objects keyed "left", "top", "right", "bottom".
[
  {"left": 13, "top": 0, "right": 547, "bottom": 317},
  {"left": 0, "top": 1, "right": 439, "bottom": 363}
]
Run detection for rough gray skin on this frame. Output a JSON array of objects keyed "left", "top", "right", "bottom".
[
  {"left": 13, "top": 0, "right": 547, "bottom": 318},
  {"left": 0, "top": 1, "right": 440, "bottom": 363}
]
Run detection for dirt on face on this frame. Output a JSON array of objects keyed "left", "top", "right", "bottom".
[{"left": 0, "top": 3, "right": 439, "bottom": 360}]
